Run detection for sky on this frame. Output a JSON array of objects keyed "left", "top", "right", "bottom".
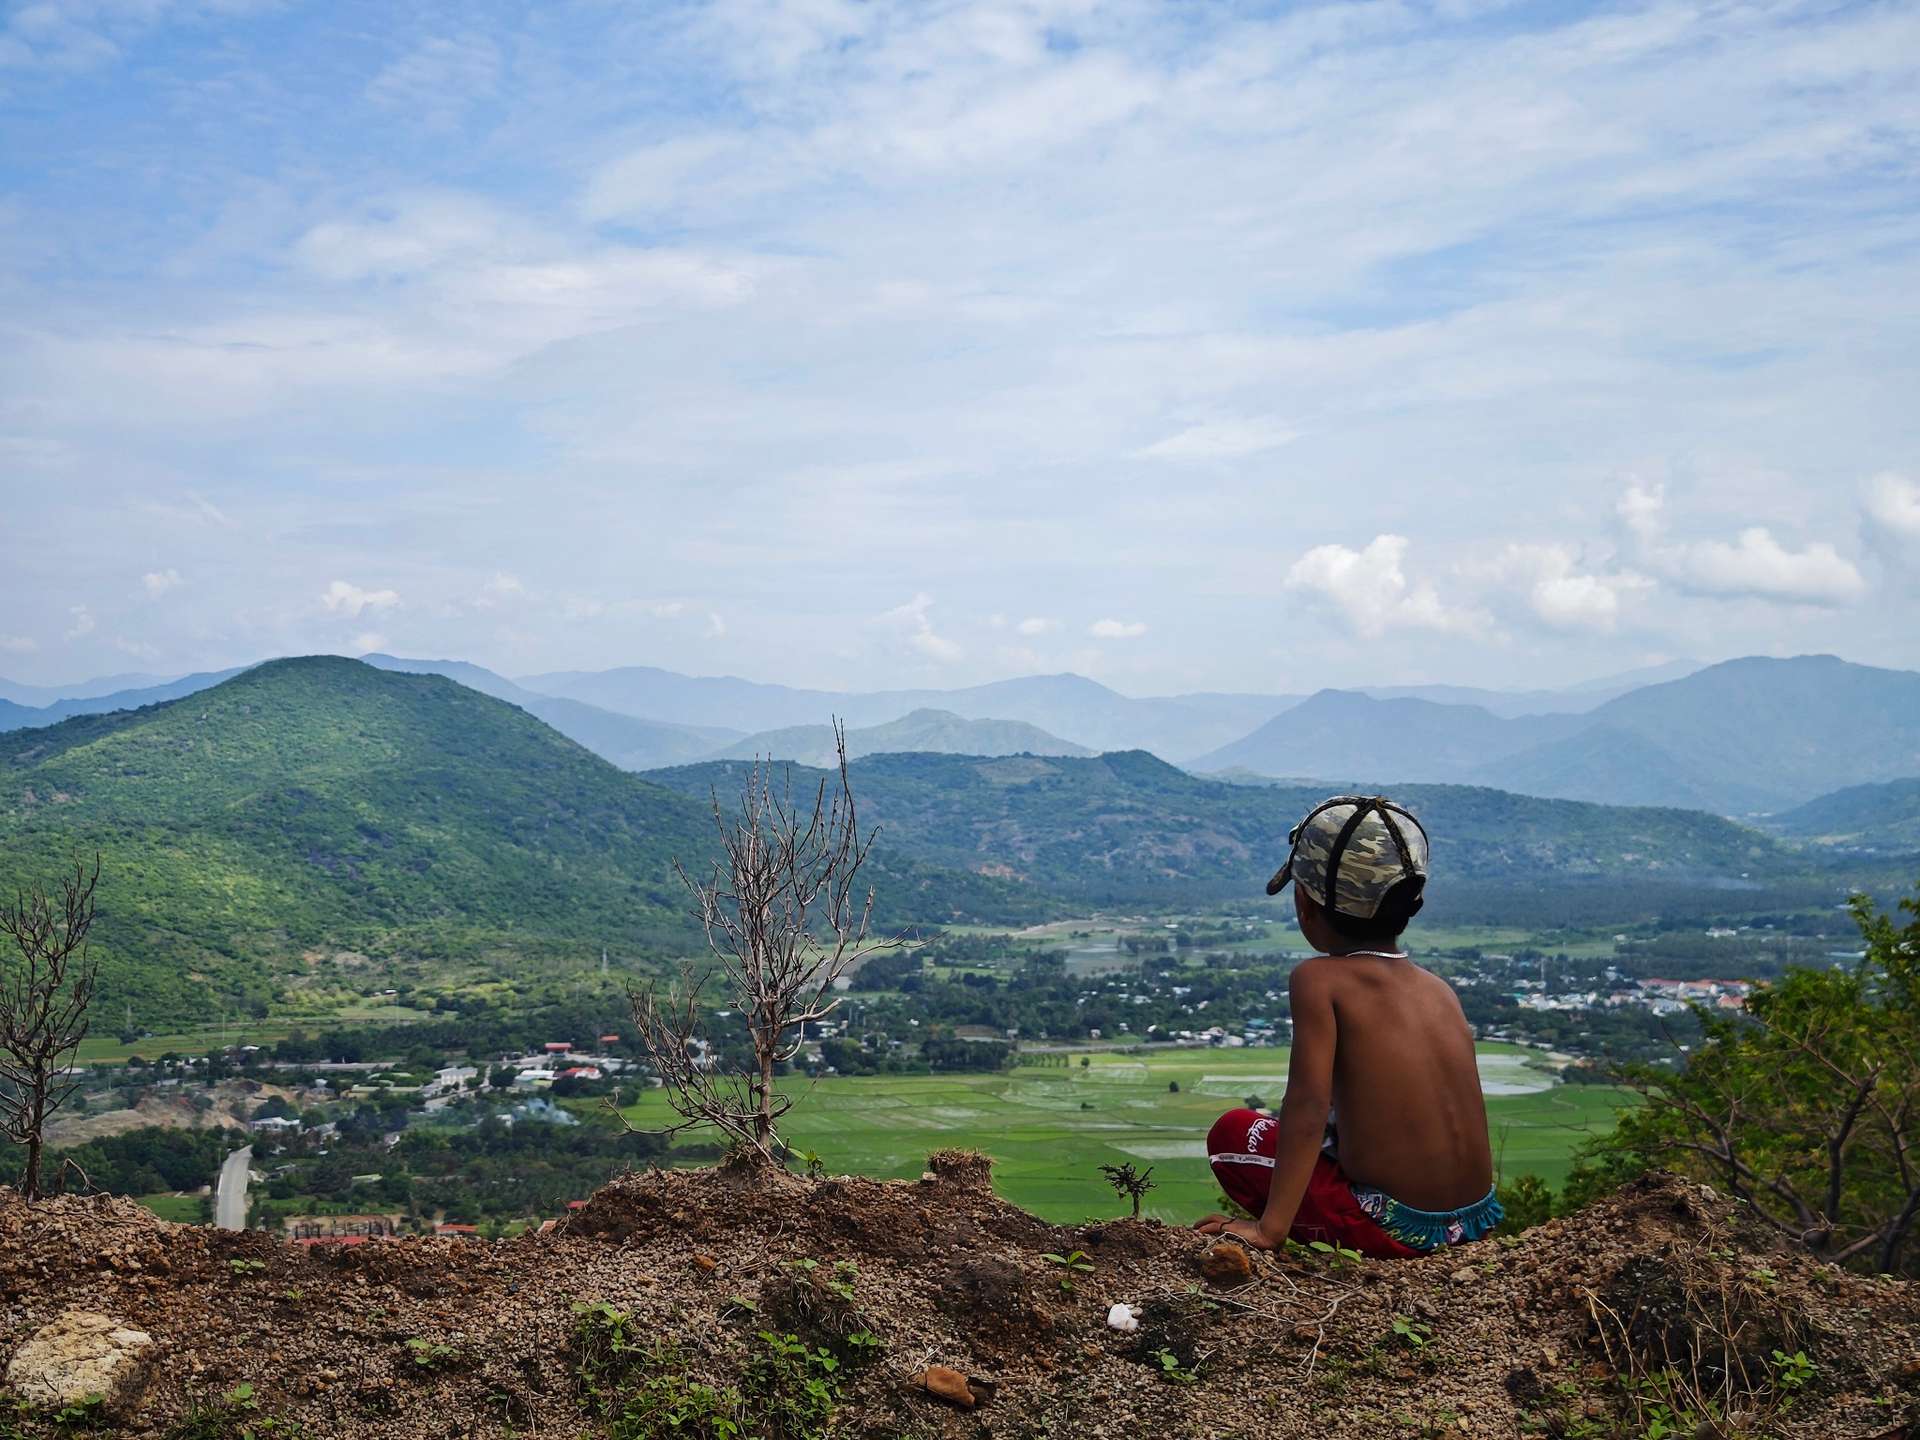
[{"left": 2, "top": 0, "right": 1918, "bottom": 699}]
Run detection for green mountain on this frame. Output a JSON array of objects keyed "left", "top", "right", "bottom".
[
  {"left": 647, "top": 750, "right": 1796, "bottom": 915},
  {"left": 711, "top": 708, "right": 1093, "bottom": 766},
  {"left": 1769, "top": 778, "right": 1920, "bottom": 852},
  {"left": 0, "top": 659, "right": 1047, "bottom": 1026}
]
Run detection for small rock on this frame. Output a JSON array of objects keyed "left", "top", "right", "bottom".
[
  {"left": 4, "top": 1310, "right": 154, "bottom": 1419},
  {"left": 1106, "top": 1303, "right": 1140, "bottom": 1332},
  {"left": 1199, "top": 1242, "right": 1254, "bottom": 1284},
  {"left": 691, "top": 1254, "right": 717, "bottom": 1272},
  {"left": 912, "top": 1365, "right": 976, "bottom": 1409},
  {"left": 1450, "top": 1266, "right": 1475, "bottom": 1284}
]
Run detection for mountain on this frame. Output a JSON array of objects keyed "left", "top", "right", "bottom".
[
  {"left": 1488, "top": 656, "right": 1920, "bottom": 813},
  {"left": 1191, "top": 690, "right": 1584, "bottom": 779},
  {"left": 0, "top": 659, "right": 1045, "bottom": 1024},
  {"left": 518, "top": 666, "right": 1295, "bottom": 759},
  {"left": 0, "top": 671, "right": 177, "bottom": 706},
  {"left": 1352, "top": 658, "right": 1703, "bottom": 718},
  {"left": 0, "top": 667, "right": 252, "bottom": 731},
  {"left": 1769, "top": 778, "right": 1920, "bottom": 852},
  {"left": 646, "top": 750, "right": 1794, "bottom": 916},
  {"left": 710, "top": 708, "right": 1093, "bottom": 767},
  {"left": 360, "top": 654, "right": 739, "bottom": 770},
  {"left": 1194, "top": 656, "right": 1920, "bottom": 815},
  {"left": 0, "top": 657, "right": 726, "bottom": 1022}
]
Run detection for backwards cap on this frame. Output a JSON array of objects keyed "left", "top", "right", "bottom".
[{"left": 1266, "top": 795, "right": 1429, "bottom": 922}]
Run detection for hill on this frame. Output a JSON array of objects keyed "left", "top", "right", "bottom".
[
  {"left": 0, "top": 660, "right": 1049, "bottom": 1025},
  {"left": 647, "top": 750, "right": 1795, "bottom": 916},
  {"left": 711, "top": 708, "right": 1093, "bottom": 766},
  {"left": 1770, "top": 777, "right": 1920, "bottom": 852},
  {"left": 0, "top": 658, "right": 726, "bottom": 1022},
  {"left": 360, "top": 654, "right": 738, "bottom": 769},
  {"left": 4, "top": 1168, "right": 1910, "bottom": 1438}
]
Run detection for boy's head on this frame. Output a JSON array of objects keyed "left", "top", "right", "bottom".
[{"left": 1265, "top": 795, "right": 1429, "bottom": 950}]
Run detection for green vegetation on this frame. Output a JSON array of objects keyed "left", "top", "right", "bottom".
[
  {"left": 622, "top": 1046, "right": 1629, "bottom": 1221},
  {"left": 1573, "top": 876, "right": 1920, "bottom": 1274}
]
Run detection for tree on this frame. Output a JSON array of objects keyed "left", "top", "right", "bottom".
[
  {"left": 1099, "top": 1161, "right": 1157, "bottom": 1218},
  {"left": 0, "top": 857, "right": 101, "bottom": 1200},
  {"left": 1579, "top": 881, "right": 1920, "bottom": 1274},
  {"left": 622, "top": 727, "right": 894, "bottom": 1163}
]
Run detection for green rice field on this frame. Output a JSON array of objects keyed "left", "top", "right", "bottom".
[{"left": 622, "top": 1044, "right": 1634, "bottom": 1224}]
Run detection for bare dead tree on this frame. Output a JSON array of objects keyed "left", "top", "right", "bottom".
[
  {"left": 618, "top": 725, "right": 897, "bottom": 1164},
  {"left": 0, "top": 857, "right": 101, "bottom": 1201}
]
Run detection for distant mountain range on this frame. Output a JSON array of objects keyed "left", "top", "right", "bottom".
[
  {"left": 710, "top": 709, "right": 1092, "bottom": 767},
  {"left": 1768, "top": 778, "right": 1920, "bottom": 853},
  {"left": 1193, "top": 656, "right": 1920, "bottom": 814},
  {"left": 5, "top": 652, "right": 1917, "bottom": 817}
]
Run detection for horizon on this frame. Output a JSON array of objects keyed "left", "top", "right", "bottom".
[{"left": 3, "top": 2, "right": 1917, "bottom": 694}]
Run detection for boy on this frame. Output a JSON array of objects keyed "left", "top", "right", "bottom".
[{"left": 1194, "top": 795, "right": 1502, "bottom": 1257}]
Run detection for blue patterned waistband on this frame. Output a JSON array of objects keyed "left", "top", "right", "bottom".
[{"left": 1352, "top": 1185, "right": 1505, "bottom": 1252}]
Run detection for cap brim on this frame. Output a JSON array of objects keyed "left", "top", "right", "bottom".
[{"left": 1265, "top": 859, "right": 1293, "bottom": 896}]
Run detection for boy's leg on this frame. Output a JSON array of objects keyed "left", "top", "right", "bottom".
[{"left": 1207, "top": 1108, "right": 1420, "bottom": 1259}]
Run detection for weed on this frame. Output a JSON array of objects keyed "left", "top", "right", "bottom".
[
  {"left": 226, "top": 1259, "right": 266, "bottom": 1278},
  {"left": 1390, "top": 1315, "right": 1432, "bottom": 1350},
  {"left": 403, "top": 1338, "right": 459, "bottom": 1372},
  {"left": 1151, "top": 1348, "right": 1199, "bottom": 1385},
  {"left": 161, "top": 1385, "right": 307, "bottom": 1440},
  {"left": 1040, "top": 1249, "right": 1094, "bottom": 1292},
  {"left": 1097, "top": 1162, "right": 1157, "bottom": 1218}
]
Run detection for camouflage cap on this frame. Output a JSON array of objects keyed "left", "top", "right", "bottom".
[{"left": 1265, "top": 795, "right": 1429, "bottom": 920}]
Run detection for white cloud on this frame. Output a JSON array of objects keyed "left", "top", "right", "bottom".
[
  {"left": 704, "top": 612, "right": 727, "bottom": 640},
  {"left": 1620, "top": 482, "right": 1866, "bottom": 605},
  {"left": 1137, "top": 419, "right": 1298, "bottom": 461},
  {"left": 1864, "top": 472, "right": 1920, "bottom": 542},
  {"left": 650, "top": 600, "right": 689, "bottom": 620},
  {"left": 875, "top": 592, "right": 961, "bottom": 662},
  {"left": 474, "top": 572, "right": 524, "bottom": 608},
  {"left": 64, "top": 605, "right": 95, "bottom": 640},
  {"left": 0, "top": 635, "right": 35, "bottom": 654},
  {"left": 113, "top": 636, "right": 160, "bottom": 660},
  {"left": 1494, "top": 544, "right": 1650, "bottom": 632},
  {"left": 1088, "top": 618, "right": 1148, "bottom": 639},
  {"left": 142, "top": 568, "right": 183, "bottom": 598},
  {"left": 352, "top": 631, "right": 389, "bottom": 653},
  {"left": 1285, "top": 535, "right": 1486, "bottom": 637},
  {"left": 320, "top": 580, "right": 401, "bottom": 618},
  {"left": 1015, "top": 616, "right": 1058, "bottom": 636}
]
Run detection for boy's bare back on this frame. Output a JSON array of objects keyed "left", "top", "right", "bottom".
[{"left": 1290, "top": 951, "right": 1493, "bottom": 1212}]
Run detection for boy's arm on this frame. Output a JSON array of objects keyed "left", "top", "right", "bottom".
[{"left": 1198, "top": 963, "right": 1337, "bottom": 1248}]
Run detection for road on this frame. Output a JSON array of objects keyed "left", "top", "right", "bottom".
[{"left": 215, "top": 1144, "right": 252, "bottom": 1230}]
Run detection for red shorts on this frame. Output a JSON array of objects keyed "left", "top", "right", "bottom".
[{"left": 1206, "top": 1107, "right": 1420, "bottom": 1259}]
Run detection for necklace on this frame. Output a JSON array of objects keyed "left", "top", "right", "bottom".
[{"left": 1335, "top": 949, "right": 1408, "bottom": 960}]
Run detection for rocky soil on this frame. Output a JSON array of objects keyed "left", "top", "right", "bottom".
[{"left": 0, "top": 1155, "right": 1914, "bottom": 1438}]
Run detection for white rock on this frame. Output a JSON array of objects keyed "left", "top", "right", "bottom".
[
  {"left": 1105, "top": 1303, "right": 1140, "bottom": 1332},
  {"left": 5, "top": 1310, "right": 155, "bottom": 1418}
]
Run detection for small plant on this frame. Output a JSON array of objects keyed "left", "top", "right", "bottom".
[
  {"left": 788, "top": 1146, "right": 826, "bottom": 1179},
  {"left": 1292, "top": 1238, "right": 1363, "bottom": 1269},
  {"left": 1098, "top": 1162, "right": 1157, "bottom": 1218},
  {"left": 403, "top": 1337, "right": 458, "bottom": 1371},
  {"left": 161, "top": 1384, "right": 308, "bottom": 1440},
  {"left": 1770, "top": 1347, "right": 1815, "bottom": 1396},
  {"left": 1390, "top": 1315, "right": 1432, "bottom": 1350},
  {"left": 1151, "top": 1348, "right": 1200, "bottom": 1385},
  {"left": 1040, "top": 1249, "right": 1094, "bottom": 1291},
  {"left": 227, "top": 1258, "right": 266, "bottom": 1278}
]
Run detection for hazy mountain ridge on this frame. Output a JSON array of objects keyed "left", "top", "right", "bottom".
[
  {"left": 711, "top": 708, "right": 1093, "bottom": 766},
  {"left": 1194, "top": 656, "right": 1920, "bottom": 814},
  {"left": 1769, "top": 777, "right": 1920, "bottom": 850}
]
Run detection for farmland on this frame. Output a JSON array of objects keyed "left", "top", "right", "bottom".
[{"left": 623, "top": 1043, "right": 1633, "bottom": 1224}]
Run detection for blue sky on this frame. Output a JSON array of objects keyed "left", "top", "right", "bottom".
[{"left": 2, "top": 0, "right": 1917, "bottom": 695}]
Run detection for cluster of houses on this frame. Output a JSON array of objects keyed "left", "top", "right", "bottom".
[{"left": 1511, "top": 974, "right": 1752, "bottom": 1015}]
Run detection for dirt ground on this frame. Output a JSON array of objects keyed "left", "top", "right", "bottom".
[{"left": 0, "top": 1156, "right": 1914, "bottom": 1438}]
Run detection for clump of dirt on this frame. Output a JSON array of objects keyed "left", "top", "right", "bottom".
[{"left": 0, "top": 1169, "right": 1913, "bottom": 1439}]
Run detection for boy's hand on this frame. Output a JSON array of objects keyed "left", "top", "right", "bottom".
[{"left": 1191, "top": 1216, "right": 1277, "bottom": 1250}]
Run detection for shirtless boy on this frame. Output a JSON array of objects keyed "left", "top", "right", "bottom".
[{"left": 1194, "top": 795, "right": 1502, "bottom": 1256}]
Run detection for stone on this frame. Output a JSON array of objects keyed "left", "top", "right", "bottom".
[
  {"left": 1450, "top": 1266, "right": 1477, "bottom": 1285},
  {"left": 912, "top": 1365, "right": 977, "bottom": 1409},
  {"left": 1105, "top": 1303, "right": 1140, "bottom": 1332},
  {"left": 4, "top": 1310, "right": 155, "bottom": 1419},
  {"left": 691, "top": 1254, "right": 717, "bottom": 1272},
  {"left": 1199, "top": 1242, "right": 1254, "bottom": 1284}
]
